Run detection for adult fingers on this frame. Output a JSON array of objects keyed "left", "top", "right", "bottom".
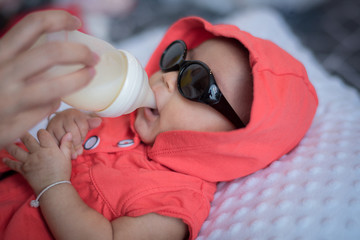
[
  {"left": 10, "top": 41, "right": 98, "bottom": 83},
  {"left": 14, "top": 66, "right": 95, "bottom": 112},
  {"left": 0, "top": 10, "right": 82, "bottom": 62},
  {"left": 0, "top": 101, "right": 59, "bottom": 149}
]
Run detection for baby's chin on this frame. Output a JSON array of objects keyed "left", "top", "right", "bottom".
[{"left": 134, "top": 108, "right": 157, "bottom": 145}]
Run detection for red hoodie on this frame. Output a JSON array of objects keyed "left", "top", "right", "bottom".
[{"left": 0, "top": 17, "right": 318, "bottom": 240}]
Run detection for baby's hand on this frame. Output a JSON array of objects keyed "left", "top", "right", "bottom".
[
  {"left": 3, "top": 130, "right": 73, "bottom": 195},
  {"left": 47, "top": 109, "right": 102, "bottom": 159}
]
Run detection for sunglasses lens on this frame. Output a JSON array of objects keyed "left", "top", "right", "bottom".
[
  {"left": 179, "top": 64, "right": 209, "bottom": 99},
  {"left": 161, "top": 41, "right": 185, "bottom": 70}
]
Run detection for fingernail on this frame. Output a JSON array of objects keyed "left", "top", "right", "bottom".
[
  {"left": 72, "top": 15, "right": 82, "bottom": 28},
  {"left": 92, "top": 52, "right": 100, "bottom": 64},
  {"left": 65, "top": 132, "right": 73, "bottom": 141},
  {"left": 77, "top": 147, "right": 83, "bottom": 156},
  {"left": 88, "top": 67, "right": 96, "bottom": 77}
]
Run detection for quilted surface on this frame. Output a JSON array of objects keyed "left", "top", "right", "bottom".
[{"left": 196, "top": 8, "right": 360, "bottom": 240}]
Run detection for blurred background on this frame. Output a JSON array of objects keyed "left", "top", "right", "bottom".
[{"left": 1, "top": 0, "right": 359, "bottom": 91}]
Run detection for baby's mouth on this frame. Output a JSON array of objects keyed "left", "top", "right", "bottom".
[
  {"left": 143, "top": 107, "right": 160, "bottom": 121},
  {"left": 150, "top": 108, "right": 159, "bottom": 116}
]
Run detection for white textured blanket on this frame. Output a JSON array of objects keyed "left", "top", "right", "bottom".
[
  {"left": 197, "top": 8, "right": 360, "bottom": 240},
  {"left": 30, "top": 7, "right": 360, "bottom": 240}
]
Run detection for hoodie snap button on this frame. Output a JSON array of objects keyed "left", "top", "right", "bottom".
[
  {"left": 117, "top": 139, "right": 134, "bottom": 148},
  {"left": 84, "top": 136, "right": 100, "bottom": 150}
]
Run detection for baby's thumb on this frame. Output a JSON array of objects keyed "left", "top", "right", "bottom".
[
  {"left": 60, "top": 132, "right": 73, "bottom": 159},
  {"left": 87, "top": 117, "right": 102, "bottom": 130}
]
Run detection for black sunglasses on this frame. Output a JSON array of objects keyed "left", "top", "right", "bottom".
[{"left": 160, "top": 40, "right": 245, "bottom": 128}]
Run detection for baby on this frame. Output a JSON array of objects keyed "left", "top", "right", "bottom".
[{"left": 0, "top": 15, "right": 318, "bottom": 240}]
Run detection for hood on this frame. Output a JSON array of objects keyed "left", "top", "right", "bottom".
[{"left": 144, "top": 17, "right": 318, "bottom": 182}]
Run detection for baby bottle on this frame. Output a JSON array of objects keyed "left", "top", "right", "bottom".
[{"left": 33, "top": 30, "right": 156, "bottom": 117}]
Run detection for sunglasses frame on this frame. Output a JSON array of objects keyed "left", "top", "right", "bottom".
[{"left": 160, "top": 40, "right": 245, "bottom": 128}]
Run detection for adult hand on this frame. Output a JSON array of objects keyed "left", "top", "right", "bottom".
[{"left": 0, "top": 10, "right": 98, "bottom": 149}]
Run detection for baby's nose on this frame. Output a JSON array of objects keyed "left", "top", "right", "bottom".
[{"left": 162, "top": 71, "right": 178, "bottom": 92}]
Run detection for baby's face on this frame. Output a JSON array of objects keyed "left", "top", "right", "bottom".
[{"left": 135, "top": 38, "right": 250, "bottom": 144}]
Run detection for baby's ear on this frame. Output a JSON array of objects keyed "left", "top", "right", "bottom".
[{"left": 87, "top": 117, "right": 102, "bottom": 130}]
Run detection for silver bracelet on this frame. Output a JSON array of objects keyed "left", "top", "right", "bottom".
[{"left": 30, "top": 181, "right": 71, "bottom": 208}]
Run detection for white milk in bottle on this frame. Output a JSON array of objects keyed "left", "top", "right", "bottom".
[{"left": 33, "top": 31, "right": 155, "bottom": 117}]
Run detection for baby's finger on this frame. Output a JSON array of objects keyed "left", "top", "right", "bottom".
[
  {"left": 2, "top": 158, "right": 23, "bottom": 174},
  {"left": 74, "top": 144, "right": 83, "bottom": 157},
  {"left": 0, "top": 10, "right": 82, "bottom": 62},
  {"left": 59, "top": 132, "right": 73, "bottom": 160},
  {"left": 47, "top": 122, "right": 66, "bottom": 146},
  {"left": 87, "top": 117, "right": 102, "bottom": 130},
  {"left": 71, "top": 147, "right": 78, "bottom": 160},
  {"left": 20, "top": 132, "right": 40, "bottom": 153},
  {"left": 5, "top": 144, "right": 28, "bottom": 162},
  {"left": 74, "top": 116, "right": 92, "bottom": 144},
  {"left": 63, "top": 117, "right": 83, "bottom": 147},
  {"left": 47, "top": 118, "right": 66, "bottom": 146},
  {"left": 47, "top": 129, "right": 60, "bottom": 147},
  {"left": 37, "top": 129, "right": 59, "bottom": 148}
]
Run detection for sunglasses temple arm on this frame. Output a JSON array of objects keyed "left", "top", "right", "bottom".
[{"left": 212, "top": 97, "right": 246, "bottom": 129}]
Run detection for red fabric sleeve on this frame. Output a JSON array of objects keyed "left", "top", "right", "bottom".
[{"left": 89, "top": 163, "right": 216, "bottom": 240}]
